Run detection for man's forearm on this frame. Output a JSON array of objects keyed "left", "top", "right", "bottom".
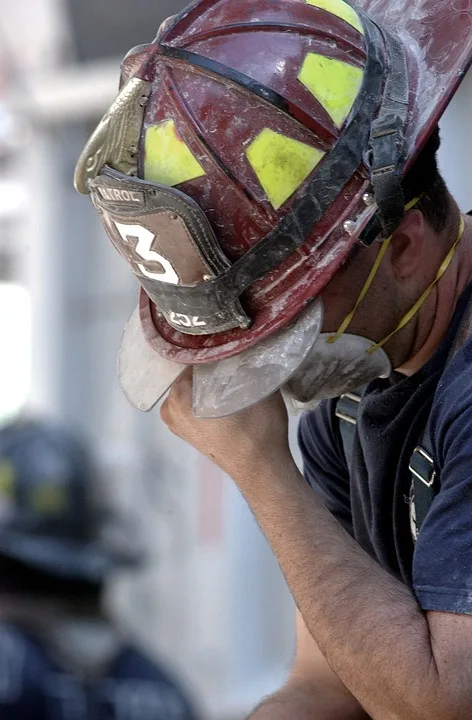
[
  {"left": 162, "top": 374, "right": 470, "bottom": 718},
  {"left": 247, "top": 683, "right": 369, "bottom": 720},
  {"left": 235, "top": 459, "right": 452, "bottom": 720}
]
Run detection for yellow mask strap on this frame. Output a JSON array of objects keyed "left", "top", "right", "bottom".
[
  {"left": 368, "top": 214, "right": 465, "bottom": 353},
  {"left": 327, "top": 197, "right": 421, "bottom": 345}
]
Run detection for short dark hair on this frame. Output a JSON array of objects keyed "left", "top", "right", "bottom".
[
  {"left": 402, "top": 126, "right": 450, "bottom": 233},
  {"left": 339, "top": 127, "right": 451, "bottom": 271}
]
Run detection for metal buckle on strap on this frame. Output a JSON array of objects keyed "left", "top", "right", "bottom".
[
  {"left": 342, "top": 392, "right": 362, "bottom": 404},
  {"left": 368, "top": 115, "right": 404, "bottom": 174},
  {"left": 409, "top": 446, "right": 436, "bottom": 488},
  {"left": 335, "top": 392, "right": 362, "bottom": 426},
  {"left": 336, "top": 412, "right": 358, "bottom": 426}
]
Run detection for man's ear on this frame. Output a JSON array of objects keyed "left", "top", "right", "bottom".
[{"left": 389, "top": 210, "right": 426, "bottom": 280}]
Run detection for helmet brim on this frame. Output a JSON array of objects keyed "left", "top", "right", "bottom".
[
  {"left": 120, "top": 297, "right": 323, "bottom": 416},
  {"left": 118, "top": 306, "right": 186, "bottom": 412},
  {"left": 360, "top": 0, "right": 472, "bottom": 163},
  {"left": 192, "top": 298, "right": 323, "bottom": 418}
]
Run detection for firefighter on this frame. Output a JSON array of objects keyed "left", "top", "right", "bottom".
[
  {"left": 76, "top": 1, "right": 472, "bottom": 716},
  {"left": 0, "top": 418, "right": 198, "bottom": 719}
]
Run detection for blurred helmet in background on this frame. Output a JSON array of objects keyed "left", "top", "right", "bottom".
[{"left": 0, "top": 418, "right": 140, "bottom": 586}]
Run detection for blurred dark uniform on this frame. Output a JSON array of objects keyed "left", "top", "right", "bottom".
[{"left": 0, "top": 419, "right": 198, "bottom": 720}]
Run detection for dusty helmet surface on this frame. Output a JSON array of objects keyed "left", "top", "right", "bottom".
[{"left": 76, "top": 0, "right": 472, "bottom": 415}]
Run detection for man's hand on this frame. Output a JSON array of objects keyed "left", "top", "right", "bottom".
[{"left": 161, "top": 367, "right": 292, "bottom": 480}]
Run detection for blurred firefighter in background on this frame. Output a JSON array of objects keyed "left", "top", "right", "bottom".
[{"left": 0, "top": 418, "right": 199, "bottom": 720}]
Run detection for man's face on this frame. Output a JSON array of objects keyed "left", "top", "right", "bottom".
[
  {"left": 317, "top": 208, "right": 437, "bottom": 372},
  {"left": 317, "top": 238, "right": 411, "bottom": 370},
  {"left": 320, "top": 243, "right": 393, "bottom": 335}
]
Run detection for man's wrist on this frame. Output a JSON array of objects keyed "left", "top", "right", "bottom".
[
  {"left": 230, "top": 451, "right": 303, "bottom": 495},
  {"left": 246, "top": 682, "right": 369, "bottom": 720}
]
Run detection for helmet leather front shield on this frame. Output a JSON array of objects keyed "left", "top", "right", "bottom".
[{"left": 89, "top": 169, "right": 250, "bottom": 335}]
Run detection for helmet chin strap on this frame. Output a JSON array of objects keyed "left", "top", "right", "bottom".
[{"left": 327, "top": 199, "right": 465, "bottom": 354}]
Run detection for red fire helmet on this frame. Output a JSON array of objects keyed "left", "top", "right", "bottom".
[{"left": 75, "top": 0, "right": 472, "bottom": 414}]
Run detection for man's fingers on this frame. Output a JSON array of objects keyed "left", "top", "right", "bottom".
[
  {"left": 161, "top": 366, "right": 194, "bottom": 427},
  {"left": 169, "top": 366, "right": 193, "bottom": 398},
  {"left": 160, "top": 397, "right": 170, "bottom": 425}
]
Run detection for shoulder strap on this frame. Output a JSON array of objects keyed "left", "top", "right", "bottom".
[
  {"left": 335, "top": 285, "right": 472, "bottom": 541},
  {"left": 337, "top": 386, "right": 438, "bottom": 542},
  {"left": 410, "top": 285, "right": 472, "bottom": 539},
  {"left": 335, "top": 391, "right": 363, "bottom": 467},
  {"left": 408, "top": 414, "right": 436, "bottom": 542}
]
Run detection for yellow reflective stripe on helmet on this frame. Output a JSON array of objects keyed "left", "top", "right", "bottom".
[
  {"left": 306, "top": 0, "right": 364, "bottom": 34},
  {"left": 298, "top": 53, "right": 363, "bottom": 128},
  {"left": 246, "top": 128, "right": 325, "bottom": 210},
  {"left": 144, "top": 119, "right": 206, "bottom": 187}
]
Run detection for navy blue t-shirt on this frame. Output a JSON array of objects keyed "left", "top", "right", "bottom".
[
  {"left": 0, "top": 622, "right": 198, "bottom": 720},
  {"left": 299, "top": 282, "right": 472, "bottom": 615}
]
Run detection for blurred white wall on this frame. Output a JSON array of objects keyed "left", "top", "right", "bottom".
[{"left": 0, "top": 2, "right": 296, "bottom": 718}]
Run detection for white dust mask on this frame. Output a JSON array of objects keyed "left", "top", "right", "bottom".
[{"left": 283, "top": 329, "right": 391, "bottom": 411}]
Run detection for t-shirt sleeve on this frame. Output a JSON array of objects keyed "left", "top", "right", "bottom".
[
  {"left": 413, "top": 340, "right": 472, "bottom": 614},
  {"left": 298, "top": 400, "right": 353, "bottom": 534}
]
